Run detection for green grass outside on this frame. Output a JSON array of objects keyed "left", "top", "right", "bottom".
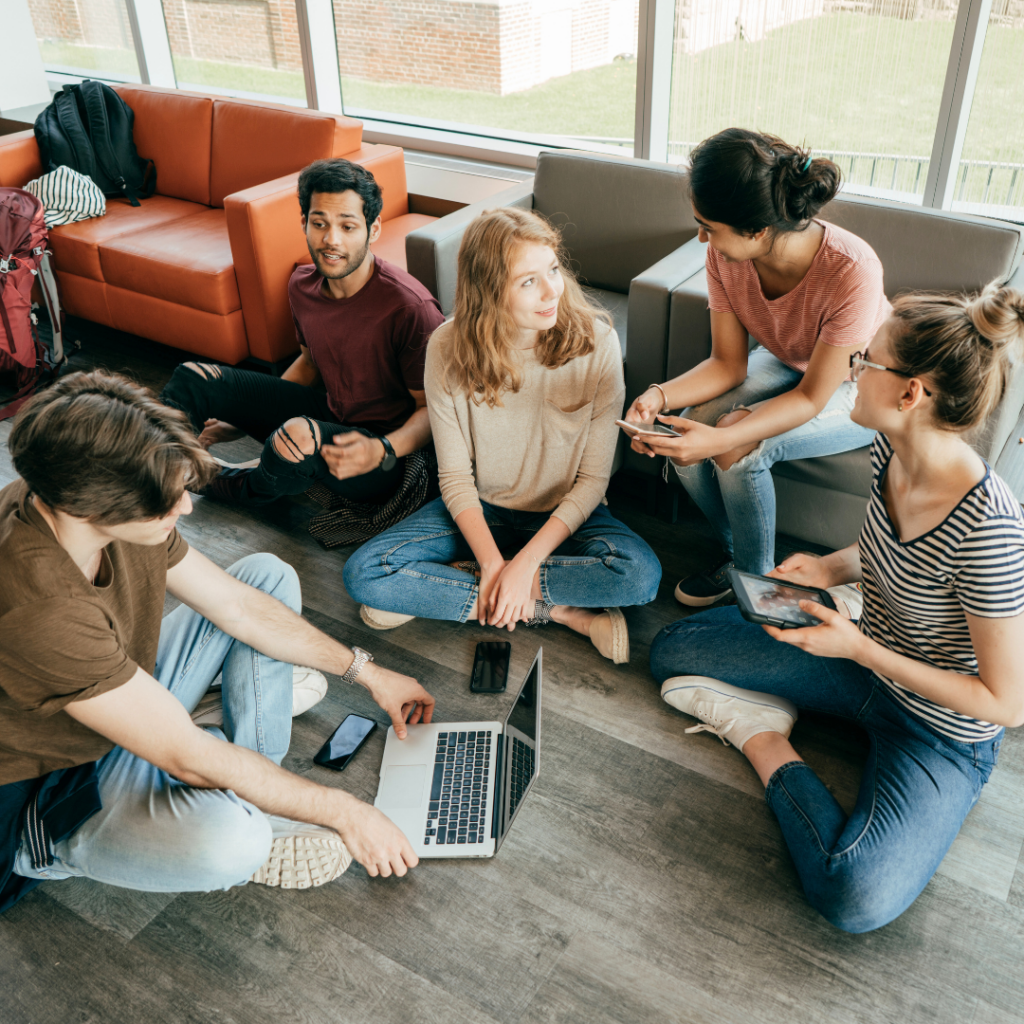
[
  {"left": 38, "top": 12, "right": 1024, "bottom": 204},
  {"left": 341, "top": 58, "right": 637, "bottom": 143}
]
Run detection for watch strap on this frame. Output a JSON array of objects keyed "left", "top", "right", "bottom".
[
  {"left": 378, "top": 435, "right": 397, "bottom": 468},
  {"left": 340, "top": 646, "right": 373, "bottom": 685}
]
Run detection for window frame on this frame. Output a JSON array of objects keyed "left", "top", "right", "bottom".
[{"left": 34, "top": 0, "right": 1014, "bottom": 221}]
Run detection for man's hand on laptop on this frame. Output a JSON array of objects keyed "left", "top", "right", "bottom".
[
  {"left": 336, "top": 799, "right": 419, "bottom": 877},
  {"left": 357, "top": 662, "right": 435, "bottom": 740}
]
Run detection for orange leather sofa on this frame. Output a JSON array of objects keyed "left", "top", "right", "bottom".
[{"left": 0, "top": 86, "right": 435, "bottom": 365}]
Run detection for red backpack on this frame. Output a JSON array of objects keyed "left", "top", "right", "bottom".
[{"left": 0, "top": 187, "right": 65, "bottom": 420}]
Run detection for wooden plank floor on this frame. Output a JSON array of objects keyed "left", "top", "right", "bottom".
[{"left": 1, "top": 322, "right": 1023, "bottom": 1024}]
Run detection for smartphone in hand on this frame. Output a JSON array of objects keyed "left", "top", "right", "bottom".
[
  {"left": 313, "top": 714, "right": 377, "bottom": 771},
  {"left": 615, "top": 418, "right": 681, "bottom": 438}
]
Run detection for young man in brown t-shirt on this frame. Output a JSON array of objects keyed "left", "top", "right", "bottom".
[
  {"left": 160, "top": 158, "right": 444, "bottom": 506},
  {"left": 0, "top": 372, "right": 435, "bottom": 910}
]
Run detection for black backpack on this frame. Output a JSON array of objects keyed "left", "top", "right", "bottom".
[{"left": 34, "top": 81, "right": 156, "bottom": 207}]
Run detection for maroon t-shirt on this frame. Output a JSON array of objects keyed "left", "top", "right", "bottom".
[{"left": 288, "top": 257, "right": 445, "bottom": 435}]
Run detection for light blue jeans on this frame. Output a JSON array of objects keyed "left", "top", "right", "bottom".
[
  {"left": 14, "top": 554, "right": 299, "bottom": 893},
  {"left": 344, "top": 498, "right": 662, "bottom": 621},
  {"left": 650, "top": 607, "right": 1001, "bottom": 933},
  {"left": 672, "top": 346, "right": 876, "bottom": 574}
]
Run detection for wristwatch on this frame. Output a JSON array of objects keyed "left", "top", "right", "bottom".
[
  {"left": 340, "top": 646, "right": 374, "bottom": 685},
  {"left": 377, "top": 435, "right": 398, "bottom": 472}
]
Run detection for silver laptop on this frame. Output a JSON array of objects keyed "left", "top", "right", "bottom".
[{"left": 374, "top": 647, "right": 542, "bottom": 858}]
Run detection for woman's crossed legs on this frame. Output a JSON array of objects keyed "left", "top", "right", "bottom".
[{"left": 650, "top": 607, "right": 999, "bottom": 932}]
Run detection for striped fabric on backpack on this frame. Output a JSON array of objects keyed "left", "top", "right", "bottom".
[{"left": 24, "top": 166, "right": 105, "bottom": 228}]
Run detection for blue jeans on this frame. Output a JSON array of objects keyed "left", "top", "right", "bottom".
[
  {"left": 344, "top": 497, "right": 662, "bottom": 621},
  {"left": 672, "top": 346, "right": 876, "bottom": 574},
  {"left": 649, "top": 607, "right": 1001, "bottom": 933},
  {"left": 14, "top": 554, "right": 300, "bottom": 893}
]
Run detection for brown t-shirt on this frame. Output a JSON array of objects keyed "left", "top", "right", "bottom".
[
  {"left": 289, "top": 257, "right": 445, "bottom": 435},
  {"left": 0, "top": 480, "right": 188, "bottom": 785}
]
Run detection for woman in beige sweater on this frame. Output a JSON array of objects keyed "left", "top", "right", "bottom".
[{"left": 343, "top": 208, "right": 661, "bottom": 663}]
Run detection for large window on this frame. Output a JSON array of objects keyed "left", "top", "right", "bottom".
[
  {"left": 952, "top": 0, "right": 1024, "bottom": 220},
  {"left": 667, "top": 0, "right": 960, "bottom": 203},
  {"left": 333, "top": 0, "right": 640, "bottom": 153},
  {"left": 159, "top": 0, "right": 306, "bottom": 104},
  {"left": 28, "top": 0, "right": 142, "bottom": 82},
  {"left": 21, "top": 0, "right": 1023, "bottom": 225}
]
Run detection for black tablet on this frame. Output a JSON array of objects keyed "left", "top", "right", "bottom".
[{"left": 727, "top": 569, "right": 837, "bottom": 629}]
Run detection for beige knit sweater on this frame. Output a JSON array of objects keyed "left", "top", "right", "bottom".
[{"left": 423, "top": 319, "right": 624, "bottom": 534}]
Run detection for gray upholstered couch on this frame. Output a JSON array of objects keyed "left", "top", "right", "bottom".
[{"left": 657, "top": 195, "right": 1024, "bottom": 549}]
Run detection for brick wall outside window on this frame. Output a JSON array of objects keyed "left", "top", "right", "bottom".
[{"left": 29, "top": 0, "right": 641, "bottom": 96}]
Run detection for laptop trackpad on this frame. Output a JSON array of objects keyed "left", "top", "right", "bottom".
[{"left": 378, "top": 764, "right": 427, "bottom": 810}]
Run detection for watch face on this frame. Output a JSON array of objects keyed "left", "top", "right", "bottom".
[{"left": 381, "top": 453, "right": 398, "bottom": 471}]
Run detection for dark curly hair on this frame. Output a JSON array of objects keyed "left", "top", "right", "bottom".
[{"left": 297, "top": 158, "right": 383, "bottom": 228}]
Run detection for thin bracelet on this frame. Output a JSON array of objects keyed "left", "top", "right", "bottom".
[{"left": 648, "top": 382, "right": 669, "bottom": 413}]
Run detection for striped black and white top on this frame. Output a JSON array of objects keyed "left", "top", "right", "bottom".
[
  {"left": 24, "top": 166, "right": 105, "bottom": 229},
  {"left": 858, "top": 433, "right": 1024, "bottom": 742}
]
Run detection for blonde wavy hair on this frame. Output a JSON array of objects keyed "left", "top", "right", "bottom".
[{"left": 444, "top": 206, "right": 608, "bottom": 407}]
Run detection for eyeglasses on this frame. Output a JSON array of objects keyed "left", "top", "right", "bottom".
[{"left": 849, "top": 350, "right": 932, "bottom": 396}]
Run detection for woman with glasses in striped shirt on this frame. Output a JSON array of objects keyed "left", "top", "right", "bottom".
[{"left": 649, "top": 282, "right": 1024, "bottom": 932}]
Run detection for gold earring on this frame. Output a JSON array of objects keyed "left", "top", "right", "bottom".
[{"left": 898, "top": 401, "right": 904, "bottom": 412}]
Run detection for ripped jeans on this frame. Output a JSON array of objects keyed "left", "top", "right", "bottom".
[
  {"left": 161, "top": 363, "right": 404, "bottom": 504},
  {"left": 672, "top": 347, "right": 875, "bottom": 574}
]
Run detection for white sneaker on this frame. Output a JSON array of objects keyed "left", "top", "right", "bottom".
[
  {"left": 360, "top": 604, "right": 415, "bottom": 630},
  {"left": 190, "top": 665, "right": 328, "bottom": 727},
  {"left": 291, "top": 666, "right": 329, "bottom": 716},
  {"left": 212, "top": 456, "right": 261, "bottom": 469},
  {"left": 250, "top": 820, "right": 352, "bottom": 889},
  {"left": 660, "top": 675, "right": 797, "bottom": 752}
]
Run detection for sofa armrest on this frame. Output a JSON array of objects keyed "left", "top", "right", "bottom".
[
  {"left": 0, "top": 131, "right": 44, "bottom": 188},
  {"left": 225, "top": 170, "right": 308, "bottom": 365},
  {"left": 405, "top": 180, "right": 535, "bottom": 314},
  {"left": 625, "top": 236, "right": 708, "bottom": 407},
  {"left": 622, "top": 236, "right": 708, "bottom": 476},
  {"left": 665, "top": 266, "right": 714, "bottom": 380}
]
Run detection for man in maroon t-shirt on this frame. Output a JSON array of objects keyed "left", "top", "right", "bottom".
[{"left": 161, "top": 159, "right": 445, "bottom": 506}]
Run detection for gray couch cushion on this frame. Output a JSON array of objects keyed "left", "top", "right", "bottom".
[
  {"left": 533, "top": 151, "right": 696, "bottom": 294},
  {"left": 819, "top": 195, "right": 1024, "bottom": 294},
  {"left": 771, "top": 446, "right": 874, "bottom": 498}
]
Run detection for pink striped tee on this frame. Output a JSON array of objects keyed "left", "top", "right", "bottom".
[{"left": 706, "top": 221, "right": 891, "bottom": 374}]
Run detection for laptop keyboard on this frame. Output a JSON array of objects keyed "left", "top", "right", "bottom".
[
  {"left": 424, "top": 730, "right": 493, "bottom": 847},
  {"left": 508, "top": 735, "right": 535, "bottom": 819}
]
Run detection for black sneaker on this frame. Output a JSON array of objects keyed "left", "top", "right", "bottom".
[
  {"left": 674, "top": 558, "right": 735, "bottom": 607},
  {"left": 198, "top": 466, "right": 254, "bottom": 503}
]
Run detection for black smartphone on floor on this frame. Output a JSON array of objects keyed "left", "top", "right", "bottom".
[
  {"left": 470, "top": 640, "right": 511, "bottom": 693},
  {"left": 313, "top": 714, "right": 377, "bottom": 771}
]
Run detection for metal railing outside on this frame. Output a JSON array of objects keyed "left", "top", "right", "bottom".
[{"left": 660, "top": 142, "right": 1024, "bottom": 209}]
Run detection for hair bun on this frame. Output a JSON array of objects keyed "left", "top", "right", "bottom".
[
  {"left": 966, "top": 283, "right": 1024, "bottom": 349},
  {"left": 768, "top": 139, "right": 841, "bottom": 225}
]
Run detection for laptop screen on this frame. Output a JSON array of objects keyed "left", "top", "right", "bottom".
[
  {"left": 495, "top": 648, "right": 542, "bottom": 850},
  {"left": 504, "top": 651, "right": 539, "bottom": 740}
]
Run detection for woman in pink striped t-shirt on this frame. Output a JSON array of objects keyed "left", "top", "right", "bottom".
[{"left": 626, "top": 128, "right": 889, "bottom": 603}]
